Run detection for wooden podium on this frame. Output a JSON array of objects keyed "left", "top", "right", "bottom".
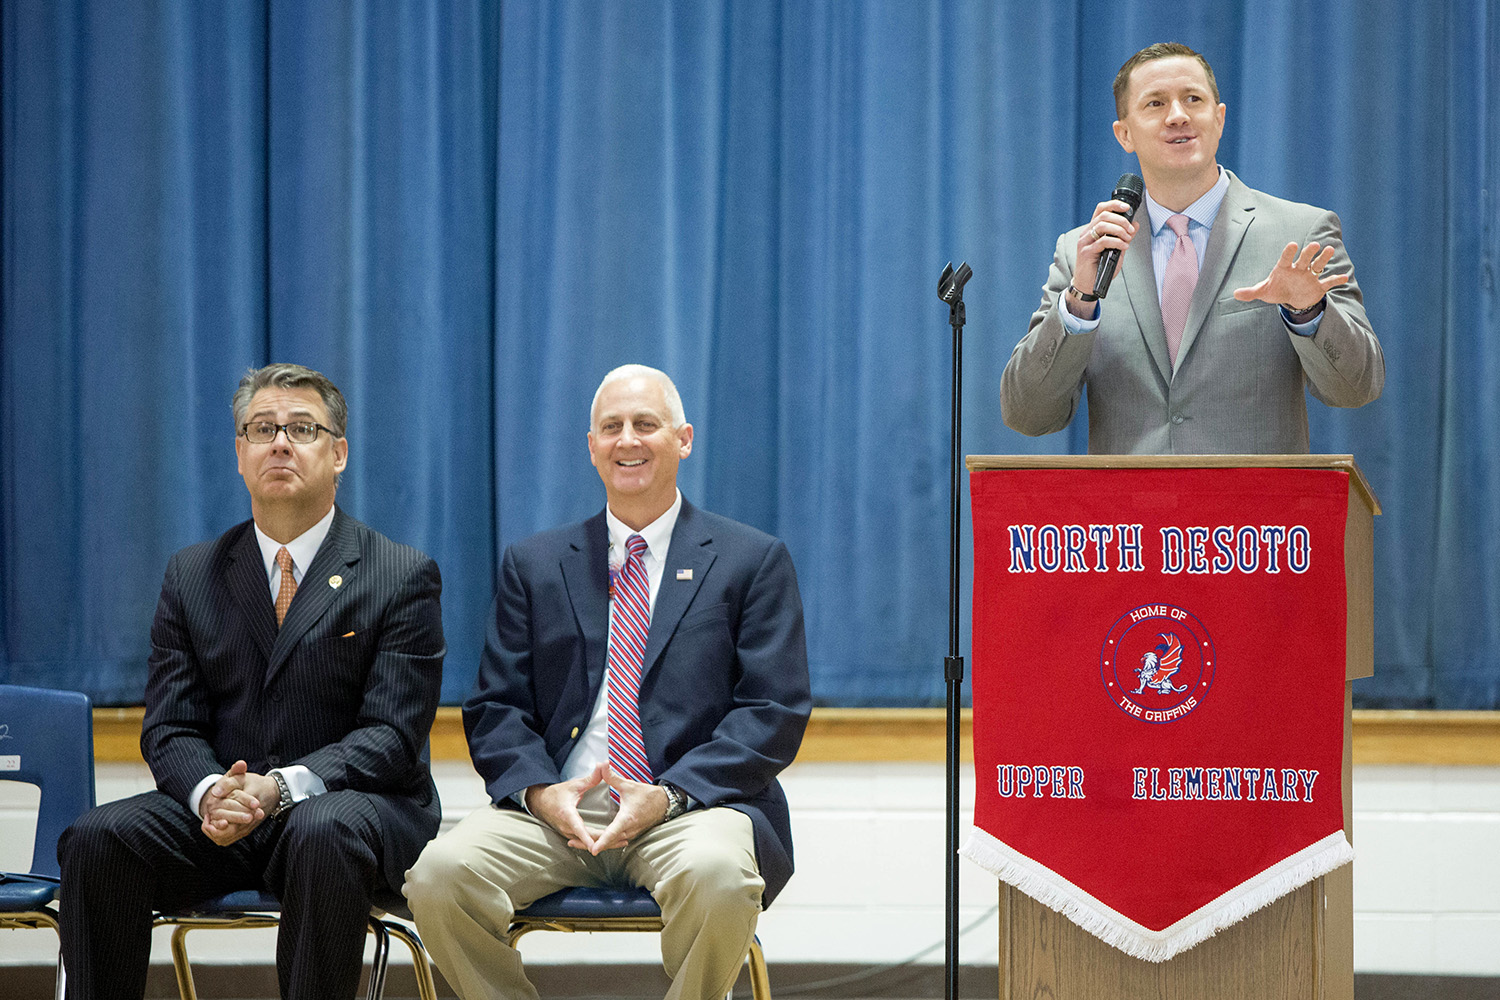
[{"left": 966, "top": 455, "right": 1379, "bottom": 1000}]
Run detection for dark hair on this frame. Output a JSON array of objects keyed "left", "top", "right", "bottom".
[
  {"left": 1113, "top": 43, "right": 1219, "bottom": 120},
  {"left": 232, "top": 363, "right": 348, "bottom": 437}
]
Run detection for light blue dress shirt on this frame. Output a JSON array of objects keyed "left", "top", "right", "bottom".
[{"left": 1060, "top": 166, "right": 1321, "bottom": 338}]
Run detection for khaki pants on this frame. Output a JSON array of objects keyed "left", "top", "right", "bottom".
[{"left": 404, "top": 805, "right": 763, "bottom": 1000}]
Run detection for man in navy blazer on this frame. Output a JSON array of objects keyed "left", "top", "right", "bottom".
[
  {"left": 58, "top": 364, "right": 445, "bottom": 1000},
  {"left": 406, "top": 364, "right": 811, "bottom": 1000}
]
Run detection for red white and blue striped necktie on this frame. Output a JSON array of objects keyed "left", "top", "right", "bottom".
[{"left": 607, "top": 534, "right": 653, "bottom": 799}]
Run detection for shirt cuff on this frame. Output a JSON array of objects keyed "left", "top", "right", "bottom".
[
  {"left": 1280, "top": 305, "right": 1325, "bottom": 337},
  {"left": 190, "top": 773, "right": 220, "bottom": 819},
  {"left": 273, "top": 764, "right": 325, "bottom": 803},
  {"left": 1058, "top": 294, "right": 1100, "bottom": 335}
]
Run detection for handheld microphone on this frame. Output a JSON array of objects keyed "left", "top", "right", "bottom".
[{"left": 1091, "top": 173, "right": 1145, "bottom": 299}]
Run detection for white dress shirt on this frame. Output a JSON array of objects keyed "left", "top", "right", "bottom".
[
  {"left": 189, "top": 505, "right": 336, "bottom": 818},
  {"left": 542, "top": 490, "right": 683, "bottom": 822}
]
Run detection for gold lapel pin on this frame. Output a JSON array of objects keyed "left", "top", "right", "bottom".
[{"left": 329, "top": 575, "right": 343, "bottom": 589}]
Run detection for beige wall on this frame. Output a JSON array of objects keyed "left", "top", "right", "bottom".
[{"left": 2, "top": 759, "right": 1498, "bottom": 975}]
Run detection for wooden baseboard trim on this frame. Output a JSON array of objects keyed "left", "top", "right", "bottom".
[{"left": 91, "top": 706, "right": 1500, "bottom": 767}]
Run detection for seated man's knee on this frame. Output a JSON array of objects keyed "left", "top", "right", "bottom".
[
  {"left": 658, "top": 839, "right": 763, "bottom": 915},
  {"left": 59, "top": 798, "right": 149, "bottom": 871},
  {"left": 278, "top": 796, "right": 379, "bottom": 877},
  {"left": 404, "top": 837, "right": 509, "bottom": 921}
]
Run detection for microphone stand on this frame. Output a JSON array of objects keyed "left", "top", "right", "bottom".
[{"left": 937, "top": 261, "right": 971, "bottom": 1000}]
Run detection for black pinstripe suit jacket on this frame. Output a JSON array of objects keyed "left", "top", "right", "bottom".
[{"left": 141, "top": 506, "right": 445, "bottom": 889}]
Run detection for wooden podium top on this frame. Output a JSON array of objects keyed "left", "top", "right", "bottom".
[{"left": 965, "top": 454, "right": 1380, "bottom": 515}]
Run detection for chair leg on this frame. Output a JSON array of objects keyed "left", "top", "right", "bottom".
[
  {"left": 746, "top": 936, "right": 772, "bottom": 1000},
  {"left": 381, "top": 919, "right": 440, "bottom": 1000},
  {"left": 168, "top": 926, "right": 200, "bottom": 1000},
  {"left": 364, "top": 916, "right": 392, "bottom": 1000}
]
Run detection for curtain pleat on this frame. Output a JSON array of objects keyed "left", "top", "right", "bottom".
[{"left": 3, "top": 1, "right": 1496, "bottom": 707}]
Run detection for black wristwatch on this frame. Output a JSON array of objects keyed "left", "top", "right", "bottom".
[
  {"left": 1282, "top": 298, "right": 1325, "bottom": 319},
  {"left": 659, "top": 781, "right": 686, "bottom": 821}
]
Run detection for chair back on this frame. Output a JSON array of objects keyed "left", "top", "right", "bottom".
[{"left": 0, "top": 684, "right": 96, "bottom": 878}]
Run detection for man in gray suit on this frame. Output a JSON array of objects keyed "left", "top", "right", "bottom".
[
  {"left": 1001, "top": 42, "right": 1384, "bottom": 454},
  {"left": 59, "top": 363, "right": 444, "bottom": 1000}
]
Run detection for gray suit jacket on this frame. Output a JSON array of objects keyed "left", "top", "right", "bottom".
[{"left": 1000, "top": 170, "right": 1384, "bottom": 454}]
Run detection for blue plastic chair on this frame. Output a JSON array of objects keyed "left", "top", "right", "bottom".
[
  {"left": 153, "top": 887, "right": 438, "bottom": 1000},
  {"left": 509, "top": 886, "right": 773, "bottom": 1000},
  {"left": 0, "top": 684, "right": 96, "bottom": 1000}
]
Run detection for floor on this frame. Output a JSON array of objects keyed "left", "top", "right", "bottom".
[{"left": 7, "top": 964, "right": 1499, "bottom": 999}]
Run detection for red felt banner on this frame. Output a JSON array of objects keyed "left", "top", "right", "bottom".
[{"left": 961, "top": 467, "right": 1354, "bottom": 961}]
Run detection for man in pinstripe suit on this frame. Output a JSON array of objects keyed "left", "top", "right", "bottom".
[{"left": 58, "top": 364, "right": 445, "bottom": 1000}]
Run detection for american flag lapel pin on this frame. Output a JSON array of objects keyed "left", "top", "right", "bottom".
[{"left": 676, "top": 568, "right": 693, "bottom": 581}]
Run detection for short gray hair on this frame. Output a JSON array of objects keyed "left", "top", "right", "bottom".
[
  {"left": 232, "top": 363, "right": 348, "bottom": 437},
  {"left": 590, "top": 364, "right": 687, "bottom": 428}
]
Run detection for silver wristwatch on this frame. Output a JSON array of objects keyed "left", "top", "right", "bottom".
[
  {"left": 269, "top": 769, "right": 294, "bottom": 818},
  {"left": 659, "top": 781, "right": 686, "bottom": 821}
]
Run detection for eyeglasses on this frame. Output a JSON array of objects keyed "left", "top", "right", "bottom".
[{"left": 239, "top": 421, "right": 340, "bottom": 445}]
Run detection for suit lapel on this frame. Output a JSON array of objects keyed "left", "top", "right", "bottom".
[
  {"left": 1176, "top": 172, "right": 1254, "bottom": 373},
  {"left": 1120, "top": 227, "right": 1172, "bottom": 386},
  {"left": 266, "top": 507, "right": 360, "bottom": 685},
  {"left": 642, "top": 501, "right": 715, "bottom": 679},
  {"left": 559, "top": 514, "right": 611, "bottom": 707},
  {"left": 225, "top": 524, "right": 277, "bottom": 664}
]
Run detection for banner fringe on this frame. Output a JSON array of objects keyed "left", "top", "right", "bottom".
[{"left": 960, "top": 828, "right": 1354, "bottom": 962}]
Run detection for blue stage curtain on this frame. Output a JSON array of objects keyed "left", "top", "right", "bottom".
[{"left": 3, "top": 0, "right": 1496, "bottom": 708}]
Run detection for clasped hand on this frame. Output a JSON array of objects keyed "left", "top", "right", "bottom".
[
  {"left": 525, "top": 762, "right": 669, "bottom": 855},
  {"left": 199, "top": 759, "right": 278, "bottom": 847}
]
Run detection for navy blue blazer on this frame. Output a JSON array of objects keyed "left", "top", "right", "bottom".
[
  {"left": 141, "top": 507, "right": 446, "bottom": 890},
  {"left": 464, "top": 499, "right": 811, "bottom": 905}
]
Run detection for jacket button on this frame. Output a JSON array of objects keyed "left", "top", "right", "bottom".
[
  {"left": 268, "top": 755, "right": 282, "bottom": 767},
  {"left": 1171, "top": 413, "right": 1185, "bottom": 424}
]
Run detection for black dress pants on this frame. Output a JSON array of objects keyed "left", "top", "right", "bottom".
[{"left": 58, "top": 788, "right": 384, "bottom": 1000}]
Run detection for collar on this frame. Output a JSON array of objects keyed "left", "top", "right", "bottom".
[
  {"left": 605, "top": 489, "right": 683, "bottom": 563},
  {"left": 1145, "top": 165, "right": 1230, "bottom": 235},
  {"left": 253, "top": 504, "right": 336, "bottom": 585}
]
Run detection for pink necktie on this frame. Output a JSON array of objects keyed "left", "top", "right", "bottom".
[
  {"left": 274, "top": 547, "right": 297, "bottom": 627},
  {"left": 606, "top": 535, "right": 653, "bottom": 797},
  {"left": 1161, "top": 213, "right": 1198, "bottom": 367}
]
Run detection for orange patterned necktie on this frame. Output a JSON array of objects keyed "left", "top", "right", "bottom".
[{"left": 274, "top": 547, "right": 297, "bottom": 627}]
